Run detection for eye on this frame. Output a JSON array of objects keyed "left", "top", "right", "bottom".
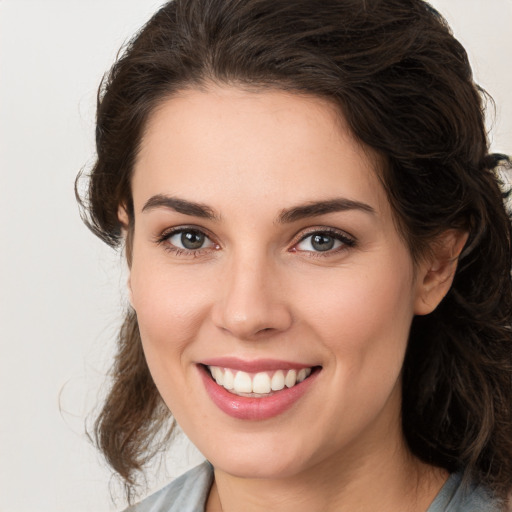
[
  {"left": 169, "top": 230, "right": 209, "bottom": 250},
  {"left": 294, "top": 229, "right": 355, "bottom": 254},
  {"left": 159, "top": 227, "right": 217, "bottom": 253}
]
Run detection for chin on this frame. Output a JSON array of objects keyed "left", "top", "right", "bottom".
[{"left": 201, "top": 434, "right": 316, "bottom": 480}]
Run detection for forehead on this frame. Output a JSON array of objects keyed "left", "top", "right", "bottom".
[{"left": 132, "top": 86, "right": 388, "bottom": 216}]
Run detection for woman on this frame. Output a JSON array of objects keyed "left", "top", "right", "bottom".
[{"left": 77, "top": 0, "right": 512, "bottom": 510}]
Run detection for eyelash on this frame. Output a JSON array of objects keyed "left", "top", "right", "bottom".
[
  {"left": 154, "top": 226, "right": 357, "bottom": 258},
  {"left": 154, "top": 226, "right": 219, "bottom": 258},
  {"left": 292, "top": 228, "right": 356, "bottom": 258}
]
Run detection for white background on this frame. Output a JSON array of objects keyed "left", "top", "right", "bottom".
[{"left": 0, "top": 1, "right": 510, "bottom": 511}]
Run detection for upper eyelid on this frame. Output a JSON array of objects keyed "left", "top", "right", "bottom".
[
  {"left": 293, "top": 226, "right": 356, "bottom": 244},
  {"left": 159, "top": 225, "right": 216, "bottom": 240}
]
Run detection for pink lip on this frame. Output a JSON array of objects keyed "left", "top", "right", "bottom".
[
  {"left": 198, "top": 364, "right": 320, "bottom": 421},
  {"left": 200, "top": 357, "right": 313, "bottom": 372}
]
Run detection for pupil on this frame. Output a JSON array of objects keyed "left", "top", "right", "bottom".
[
  {"left": 181, "top": 231, "right": 204, "bottom": 249},
  {"left": 312, "top": 234, "right": 334, "bottom": 251}
]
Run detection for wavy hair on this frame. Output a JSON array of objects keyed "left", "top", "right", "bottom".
[{"left": 77, "top": 0, "right": 512, "bottom": 503}]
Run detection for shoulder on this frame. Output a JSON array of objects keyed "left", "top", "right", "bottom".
[
  {"left": 428, "top": 472, "right": 504, "bottom": 512},
  {"left": 123, "top": 461, "right": 214, "bottom": 512}
]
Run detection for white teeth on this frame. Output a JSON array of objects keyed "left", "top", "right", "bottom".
[
  {"left": 296, "top": 368, "right": 312, "bottom": 382},
  {"left": 271, "top": 370, "right": 285, "bottom": 391},
  {"left": 252, "top": 372, "right": 271, "bottom": 394},
  {"left": 212, "top": 366, "right": 223, "bottom": 385},
  {"left": 285, "top": 369, "right": 297, "bottom": 388},
  {"left": 207, "top": 365, "right": 313, "bottom": 396},
  {"left": 223, "top": 369, "right": 234, "bottom": 390},
  {"left": 233, "top": 371, "right": 253, "bottom": 393}
]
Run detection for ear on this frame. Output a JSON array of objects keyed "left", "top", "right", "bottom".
[
  {"left": 118, "top": 204, "right": 130, "bottom": 232},
  {"left": 414, "top": 229, "right": 469, "bottom": 316},
  {"left": 118, "top": 204, "right": 135, "bottom": 307}
]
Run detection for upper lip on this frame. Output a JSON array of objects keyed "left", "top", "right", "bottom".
[{"left": 199, "top": 357, "right": 316, "bottom": 372}]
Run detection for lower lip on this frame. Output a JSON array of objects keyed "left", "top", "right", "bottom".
[{"left": 198, "top": 365, "right": 319, "bottom": 420}]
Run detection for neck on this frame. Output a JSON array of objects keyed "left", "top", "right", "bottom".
[{"left": 206, "top": 407, "right": 448, "bottom": 512}]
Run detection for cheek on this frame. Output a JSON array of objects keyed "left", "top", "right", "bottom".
[
  {"left": 294, "top": 256, "right": 416, "bottom": 371},
  {"left": 129, "top": 263, "right": 215, "bottom": 419},
  {"left": 129, "top": 259, "right": 212, "bottom": 359},
  {"left": 292, "top": 260, "right": 416, "bottom": 439}
]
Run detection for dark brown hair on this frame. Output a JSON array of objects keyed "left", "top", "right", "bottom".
[{"left": 77, "top": 0, "right": 512, "bottom": 503}]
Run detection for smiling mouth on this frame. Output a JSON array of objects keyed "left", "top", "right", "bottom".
[{"left": 205, "top": 365, "right": 319, "bottom": 397}]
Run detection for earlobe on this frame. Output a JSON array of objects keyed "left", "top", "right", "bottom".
[
  {"left": 414, "top": 229, "right": 469, "bottom": 316},
  {"left": 127, "top": 275, "right": 135, "bottom": 309}
]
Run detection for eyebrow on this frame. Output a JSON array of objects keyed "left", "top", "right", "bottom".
[
  {"left": 141, "top": 194, "right": 375, "bottom": 223},
  {"left": 141, "top": 194, "right": 219, "bottom": 220},
  {"left": 277, "top": 198, "right": 375, "bottom": 224}
]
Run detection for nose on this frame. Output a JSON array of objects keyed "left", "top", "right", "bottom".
[{"left": 211, "top": 252, "right": 293, "bottom": 340}]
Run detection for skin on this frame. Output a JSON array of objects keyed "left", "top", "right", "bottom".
[{"left": 124, "top": 86, "right": 466, "bottom": 512}]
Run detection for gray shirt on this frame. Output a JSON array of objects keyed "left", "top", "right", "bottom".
[{"left": 125, "top": 461, "right": 500, "bottom": 512}]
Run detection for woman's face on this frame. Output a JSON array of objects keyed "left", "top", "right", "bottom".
[{"left": 128, "top": 86, "right": 429, "bottom": 479}]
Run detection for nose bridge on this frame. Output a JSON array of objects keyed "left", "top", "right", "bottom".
[{"left": 213, "top": 245, "right": 292, "bottom": 339}]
